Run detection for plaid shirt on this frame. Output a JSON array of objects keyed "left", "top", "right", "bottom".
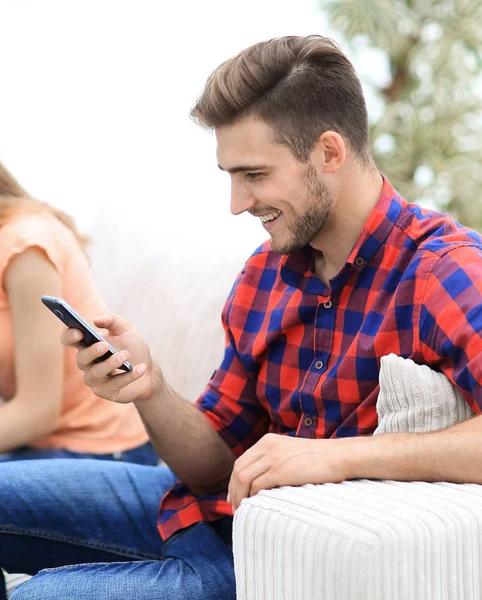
[{"left": 158, "top": 175, "right": 482, "bottom": 541}]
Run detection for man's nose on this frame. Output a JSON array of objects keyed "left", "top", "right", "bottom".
[{"left": 230, "top": 180, "right": 256, "bottom": 216}]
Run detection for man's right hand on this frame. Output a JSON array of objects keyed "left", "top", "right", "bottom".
[{"left": 60, "top": 313, "right": 158, "bottom": 404}]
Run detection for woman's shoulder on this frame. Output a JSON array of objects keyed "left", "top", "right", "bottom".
[
  {"left": 0, "top": 210, "right": 88, "bottom": 279},
  {"left": 3, "top": 208, "right": 57, "bottom": 231},
  {"left": 1, "top": 209, "right": 48, "bottom": 237},
  {"left": 1, "top": 210, "right": 80, "bottom": 249}
]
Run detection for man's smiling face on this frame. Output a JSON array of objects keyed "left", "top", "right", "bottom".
[{"left": 216, "top": 116, "right": 336, "bottom": 255}]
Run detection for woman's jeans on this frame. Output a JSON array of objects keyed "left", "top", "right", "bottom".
[
  {"left": 0, "top": 460, "right": 235, "bottom": 600},
  {"left": 0, "top": 441, "right": 158, "bottom": 466}
]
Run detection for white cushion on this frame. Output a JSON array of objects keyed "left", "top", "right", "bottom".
[
  {"left": 233, "top": 355, "right": 480, "bottom": 599},
  {"left": 375, "top": 353, "right": 474, "bottom": 435}
]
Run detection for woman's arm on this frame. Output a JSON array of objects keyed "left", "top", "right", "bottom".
[{"left": 0, "top": 247, "right": 64, "bottom": 452}]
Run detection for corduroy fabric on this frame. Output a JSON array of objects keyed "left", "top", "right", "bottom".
[
  {"left": 233, "top": 356, "right": 479, "bottom": 599},
  {"left": 375, "top": 353, "right": 475, "bottom": 435}
]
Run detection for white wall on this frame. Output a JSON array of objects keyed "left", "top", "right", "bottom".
[{"left": 0, "top": 0, "right": 330, "bottom": 243}]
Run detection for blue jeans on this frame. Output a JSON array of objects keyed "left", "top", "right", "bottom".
[
  {"left": 0, "top": 459, "right": 235, "bottom": 600},
  {"left": 0, "top": 441, "right": 158, "bottom": 465}
]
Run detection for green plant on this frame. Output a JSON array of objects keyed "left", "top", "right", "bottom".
[{"left": 324, "top": 0, "right": 482, "bottom": 228}]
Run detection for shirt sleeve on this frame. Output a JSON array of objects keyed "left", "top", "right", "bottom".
[
  {"left": 0, "top": 215, "right": 63, "bottom": 303},
  {"left": 196, "top": 271, "right": 270, "bottom": 457},
  {"left": 419, "top": 244, "right": 482, "bottom": 413}
]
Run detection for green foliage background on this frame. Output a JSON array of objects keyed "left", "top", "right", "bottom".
[{"left": 323, "top": 0, "right": 482, "bottom": 228}]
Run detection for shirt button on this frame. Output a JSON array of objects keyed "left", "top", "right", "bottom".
[
  {"left": 315, "top": 360, "right": 324, "bottom": 370},
  {"left": 304, "top": 416, "right": 313, "bottom": 427},
  {"left": 323, "top": 300, "right": 332, "bottom": 309},
  {"left": 355, "top": 257, "right": 365, "bottom": 266}
]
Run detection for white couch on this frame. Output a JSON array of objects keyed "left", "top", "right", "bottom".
[{"left": 88, "top": 220, "right": 482, "bottom": 600}]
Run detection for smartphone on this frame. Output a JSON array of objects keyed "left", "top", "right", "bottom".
[{"left": 41, "top": 295, "right": 133, "bottom": 372}]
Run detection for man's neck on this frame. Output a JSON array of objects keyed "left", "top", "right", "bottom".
[{"left": 311, "top": 169, "right": 384, "bottom": 284}]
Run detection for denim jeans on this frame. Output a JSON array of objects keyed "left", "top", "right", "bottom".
[
  {"left": 0, "top": 441, "right": 159, "bottom": 466},
  {"left": 0, "top": 459, "right": 235, "bottom": 600}
]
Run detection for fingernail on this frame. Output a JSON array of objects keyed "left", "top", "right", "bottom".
[
  {"left": 97, "top": 344, "right": 106, "bottom": 354},
  {"left": 72, "top": 330, "right": 81, "bottom": 341},
  {"left": 136, "top": 364, "right": 147, "bottom": 375}
]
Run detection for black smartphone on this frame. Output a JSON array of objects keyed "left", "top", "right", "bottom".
[{"left": 41, "top": 295, "right": 133, "bottom": 372}]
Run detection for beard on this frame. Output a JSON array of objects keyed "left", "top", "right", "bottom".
[{"left": 270, "top": 163, "right": 335, "bottom": 255}]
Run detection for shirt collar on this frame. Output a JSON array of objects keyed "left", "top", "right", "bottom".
[
  {"left": 280, "top": 175, "right": 404, "bottom": 294},
  {"left": 345, "top": 174, "right": 403, "bottom": 267}
]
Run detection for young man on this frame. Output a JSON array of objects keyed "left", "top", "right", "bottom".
[{"left": 2, "top": 34, "right": 482, "bottom": 600}]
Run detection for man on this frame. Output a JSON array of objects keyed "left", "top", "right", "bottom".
[{"left": 2, "top": 34, "right": 482, "bottom": 600}]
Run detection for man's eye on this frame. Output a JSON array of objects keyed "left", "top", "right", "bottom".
[{"left": 245, "top": 172, "right": 263, "bottom": 180}]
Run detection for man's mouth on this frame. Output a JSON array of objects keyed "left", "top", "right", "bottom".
[{"left": 259, "top": 210, "right": 282, "bottom": 224}]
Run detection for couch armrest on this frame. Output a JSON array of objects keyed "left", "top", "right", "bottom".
[{"left": 233, "top": 479, "right": 482, "bottom": 599}]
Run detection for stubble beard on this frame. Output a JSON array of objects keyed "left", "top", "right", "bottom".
[{"left": 270, "top": 164, "right": 335, "bottom": 255}]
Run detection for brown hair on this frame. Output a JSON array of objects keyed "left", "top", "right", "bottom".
[
  {"left": 0, "top": 162, "right": 89, "bottom": 252},
  {"left": 192, "top": 35, "right": 372, "bottom": 165}
]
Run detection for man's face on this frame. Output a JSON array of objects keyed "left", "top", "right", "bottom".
[{"left": 216, "top": 116, "right": 335, "bottom": 254}]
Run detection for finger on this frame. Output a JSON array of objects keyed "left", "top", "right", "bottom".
[
  {"left": 89, "top": 362, "right": 147, "bottom": 400},
  {"left": 85, "top": 346, "right": 132, "bottom": 378},
  {"left": 74, "top": 342, "right": 106, "bottom": 371},
  {"left": 247, "top": 470, "right": 278, "bottom": 500},
  {"left": 95, "top": 327, "right": 110, "bottom": 337},
  {"left": 227, "top": 449, "right": 266, "bottom": 506},
  {"left": 229, "top": 459, "right": 271, "bottom": 512},
  {"left": 60, "top": 327, "right": 85, "bottom": 350},
  {"left": 231, "top": 446, "right": 266, "bottom": 473},
  {"left": 93, "top": 314, "right": 131, "bottom": 336}
]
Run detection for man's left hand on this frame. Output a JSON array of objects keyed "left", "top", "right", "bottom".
[{"left": 227, "top": 433, "right": 362, "bottom": 511}]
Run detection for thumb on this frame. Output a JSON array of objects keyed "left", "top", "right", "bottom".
[{"left": 93, "top": 313, "right": 131, "bottom": 336}]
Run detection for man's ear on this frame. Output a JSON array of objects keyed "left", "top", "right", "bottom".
[{"left": 311, "top": 130, "right": 346, "bottom": 174}]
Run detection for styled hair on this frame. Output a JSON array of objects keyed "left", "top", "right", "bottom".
[
  {"left": 192, "top": 35, "right": 371, "bottom": 165},
  {"left": 0, "top": 162, "right": 89, "bottom": 252}
]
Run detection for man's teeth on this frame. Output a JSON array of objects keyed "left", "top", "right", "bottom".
[{"left": 259, "top": 211, "right": 282, "bottom": 223}]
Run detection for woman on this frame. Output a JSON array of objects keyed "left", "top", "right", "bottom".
[{"left": 0, "top": 162, "right": 156, "bottom": 465}]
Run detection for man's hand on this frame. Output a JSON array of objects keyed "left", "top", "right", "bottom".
[
  {"left": 61, "top": 313, "right": 158, "bottom": 404},
  {"left": 227, "top": 433, "right": 359, "bottom": 511}
]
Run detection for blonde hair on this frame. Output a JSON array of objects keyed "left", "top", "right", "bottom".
[
  {"left": 0, "top": 162, "right": 89, "bottom": 252},
  {"left": 192, "top": 35, "right": 371, "bottom": 165}
]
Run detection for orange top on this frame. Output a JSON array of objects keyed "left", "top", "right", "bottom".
[{"left": 0, "top": 211, "right": 149, "bottom": 453}]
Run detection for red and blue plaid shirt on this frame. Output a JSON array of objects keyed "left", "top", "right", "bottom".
[{"left": 158, "top": 175, "right": 482, "bottom": 541}]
